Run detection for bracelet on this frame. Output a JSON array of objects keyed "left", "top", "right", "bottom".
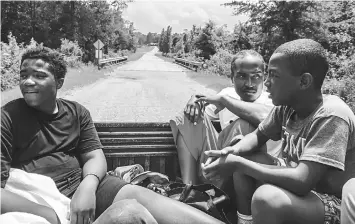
[{"left": 84, "top": 173, "right": 101, "bottom": 183}]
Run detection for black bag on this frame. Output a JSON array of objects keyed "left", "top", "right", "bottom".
[
  {"left": 167, "top": 182, "right": 232, "bottom": 224},
  {"left": 130, "top": 172, "right": 232, "bottom": 224}
]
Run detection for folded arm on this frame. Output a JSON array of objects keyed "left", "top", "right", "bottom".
[
  {"left": 229, "top": 155, "right": 329, "bottom": 196},
  {"left": 220, "top": 95, "right": 273, "bottom": 127}
]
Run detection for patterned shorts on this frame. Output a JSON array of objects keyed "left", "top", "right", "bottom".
[
  {"left": 311, "top": 191, "right": 341, "bottom": 224},
  {"left": 275, "top": 158, "right": 341, "bottom": 224}
]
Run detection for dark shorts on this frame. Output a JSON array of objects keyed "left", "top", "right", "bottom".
[{"left": 95, "top": 174, "right": 129, "bottom": 218}]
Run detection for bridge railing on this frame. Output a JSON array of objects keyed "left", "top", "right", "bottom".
[
  {"left": 173, "top": 57, "right": 205, "bottom": 72},
  {"left": 99, "top": 56, "right": 128, "bottom": 68}
]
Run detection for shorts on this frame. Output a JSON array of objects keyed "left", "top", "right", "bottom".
[
  {"left": 311, "top": 191, "right": 341, "bottom": 224},
  {"left": 95, "top": 174, "right": 129, "bottom": 218},
  {"left": 276, "top": 158, "right": 341, "bottom": 224}
]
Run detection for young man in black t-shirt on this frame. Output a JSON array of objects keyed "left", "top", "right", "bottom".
[{"left": 1, "top": 46, "right": 223, "bottom": 224}]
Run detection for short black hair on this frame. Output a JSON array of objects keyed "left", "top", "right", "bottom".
[
  {"left": 231, "top": 50, "right": 265, "bottom": 77},
  {"left": 21, "top": 46, "right": 67, "bottom": 80},
  {"left": 273, "top": 39, "right": 328, "bottom": 89}
]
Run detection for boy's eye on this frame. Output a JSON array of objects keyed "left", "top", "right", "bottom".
[{"left": 34, "top": 73, "right": 47, "bottom": 79}]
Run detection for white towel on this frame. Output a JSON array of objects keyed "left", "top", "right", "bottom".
[{"left": 1, "top": 168, "right": 71, "bottom": 224}]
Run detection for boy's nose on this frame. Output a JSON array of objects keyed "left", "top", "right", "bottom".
[
  {"left": 23, "top": 77, "right": 36, "bottom": 86},
  {"left": 264, "top": 77, "right": 271, "bottom": 87}
]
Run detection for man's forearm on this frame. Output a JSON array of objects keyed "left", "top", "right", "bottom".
[
  {"left": 1, "top": 189, "right": 59, "bottom": 223},
  {"left": 220, "top": 95, "right": 272, "bottom": 127},
  {"left": 231, "top": 156, "right": 312, "bottom": 196}
]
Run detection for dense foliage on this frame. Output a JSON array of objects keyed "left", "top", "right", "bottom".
[
  {"left": 1, "top": 1, "right": 142, "bottom": 62},
  {"left": 158, "top": 1, "right": 355, "bottom": 111}
]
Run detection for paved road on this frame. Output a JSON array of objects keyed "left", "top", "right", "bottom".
[{"left": 59, "top": 47, "right": 218, "bottom": 122}]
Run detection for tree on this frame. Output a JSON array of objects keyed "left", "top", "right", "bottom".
[
  {"left": 146, "top": 32, "right": 153, "bottom": 44},
  {"left": 195, "top": 20, "right": 217, "bottom": 59},
  {"left": 162, "top": 26, "right": 172, "bottom": 55},
  {"left": 158, "top": 28, "right": 165, "bottom": 52},
  {"left": 224, "top": 0, "right": 325, "bottom": 60}
]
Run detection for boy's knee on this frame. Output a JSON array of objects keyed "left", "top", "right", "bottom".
[
  {"left": 341, "top": 178, "right": 355, "bottom": 224},
  {"left": 101, "top": 199, "right": 157, "bottom": 224},
  {"left": 114, "top": 185, "right": 145, "bottom": 201},
  {"left": 342, "top": 178, "right": 355, "bottom": 199},
  {"left": 251, "top": 184, "right": 290, "bottom": 216}
]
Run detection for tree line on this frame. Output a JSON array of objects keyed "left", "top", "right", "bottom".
[
  {"left": 157, "top": 1, "right": 355, "bottom": 111},
  {"left": 0, "top": 0, "right": 154, "bottom": 62}
]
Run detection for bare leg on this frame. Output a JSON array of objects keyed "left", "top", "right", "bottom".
[
  {"left": 341, "top": 178, "right": 355, "bottom": 224},
  {"left": 232, "top": 152, "right": 277, "bottom": 215},
  {"left": 94, "top": 199, "right": 157, "bottom": 224},
  {"left": 176, "top": 132, "right": 199, "bottom": 184},
  {"left": 114, "top": 185, "right": 224, "bottom": 224},
  {"left": 252, "top": 184, "right": 324, "bottom": 224}
]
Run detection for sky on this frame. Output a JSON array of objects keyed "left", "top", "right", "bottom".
[{"left": 122, "top": 0, "right": 248, "bottom": 34}]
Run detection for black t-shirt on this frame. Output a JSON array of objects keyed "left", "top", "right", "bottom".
[{"left": 1, "top": 98, "right": 103, "bottom": 197}]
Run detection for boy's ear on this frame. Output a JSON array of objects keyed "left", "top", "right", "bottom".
[
  {"left": 299, "top": 73, "right": 313, "bottom": 89},
  {"left": 230, "top": 74, "right": 234, "bottom": 84},
  {"left": 56, "top": 78, "right": 64, "bottom": 89}
]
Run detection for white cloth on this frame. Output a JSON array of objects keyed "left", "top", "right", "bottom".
[
  {"left": 0, "top": 212, "right": 51, "bottom": 224},
  {"left": 205, "top": 87, "right": 273, "bottom": 130},
  {"left": 1, "top": 168, "right": 71, "bottom": 224}
]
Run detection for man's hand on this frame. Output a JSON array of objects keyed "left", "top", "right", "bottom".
[
  {"left": 201, "top": 153, "right": 239, "bottom": 182},
  {"left": 70, "top": 177, "right": 97, "bottom": 224},
  {"left": 184, "top": 95, "right": 205, "bottom": 124},
  {"left": 195, "top": 94, "right": 225, "bottom": 114}
]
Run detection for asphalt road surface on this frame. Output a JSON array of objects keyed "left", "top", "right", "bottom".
[{"left": 59, "top": 47, "right": 218, "bottom": 122}]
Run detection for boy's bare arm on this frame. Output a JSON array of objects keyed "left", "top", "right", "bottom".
[
  {"left": 232, "top": 156, "right": 329, "bottom": 196},
  {"left": 220, "top": 95, "right": 273, "bottom": 127},
  {"left": 1, "top": 188, "right": 60, "bottom": 224}
]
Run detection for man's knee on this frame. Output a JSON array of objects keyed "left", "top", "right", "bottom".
[
  {"left": 251, "top": 184, "right": 290, "bottom": 217},
  {"left": 98, "top": 199, "right": 157, "bottom": 224}
]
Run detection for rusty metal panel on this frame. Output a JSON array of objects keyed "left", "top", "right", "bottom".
[
  {"left": 144, "top": 156, "right": 150, "bottom": 171},
  {"left": 159, "top": 157, "right": 166, "bottom": 174}
]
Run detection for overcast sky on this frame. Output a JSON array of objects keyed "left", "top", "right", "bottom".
[{"left": 122, "top": 0, "right": 248, "bottom": 34}]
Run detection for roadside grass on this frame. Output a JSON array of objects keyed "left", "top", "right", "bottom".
[
  {"left": 155, "top": 52, "right": 231, "bottom": 93},
  {"left": 1, "top": 46, "right": 156, "bottom": 106}
]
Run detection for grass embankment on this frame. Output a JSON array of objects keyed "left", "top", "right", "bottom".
[
  {"left": 155, "top": 52, "right": 232, "bottom": 93},
  {"left": 1, "top": 46, "right": 155, "bottom": 106}
]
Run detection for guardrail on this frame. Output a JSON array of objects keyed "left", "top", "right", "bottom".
[
  {"left": 174, "top": 57, "right": 205, "bottom": 72},
  {"left": 98, "top": 56, "right": 128, "bottom": 68}
]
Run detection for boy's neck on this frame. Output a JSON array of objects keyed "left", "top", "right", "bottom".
[
  {"left": 292, "top": 91, "right": 323, "bottom": 119},
  {"left": 34, "top": 99, "right": 59, "bottom": 115}
]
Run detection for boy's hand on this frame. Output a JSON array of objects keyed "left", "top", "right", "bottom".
[
  {"left": 201, "top": 154, "right": 239, "bottom": 182},
  {"left": 70, "top": 177, "right": 97, "bottom": 224},
  {"left": 195, "top": 94, "right": 225, "bottom": 114},
  {"left": 204, "top": 147, "right": 236, "bottom": 164},
  {"left": 184, "top": 94, "right": 205, "bottom": 124}
]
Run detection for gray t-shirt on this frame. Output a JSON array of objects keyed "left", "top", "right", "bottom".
[{"left": 259, "top": 95, "right": 355, "bottom": 197}]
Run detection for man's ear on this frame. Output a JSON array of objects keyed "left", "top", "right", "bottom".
[
  {"left": 56, "top": 78, "right": 64, "bottom": 89},
  {"left": 299, "top": 73, "right": 313, "bottom": 90}
]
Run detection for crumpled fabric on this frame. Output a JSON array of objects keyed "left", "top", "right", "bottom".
[{"left": 2, "top": 168, "right": 70, "bottom": 224}]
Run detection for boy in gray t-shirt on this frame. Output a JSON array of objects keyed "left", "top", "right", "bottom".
[{"left": 201, "top": 39, "right": 355, "bottom": 224}]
